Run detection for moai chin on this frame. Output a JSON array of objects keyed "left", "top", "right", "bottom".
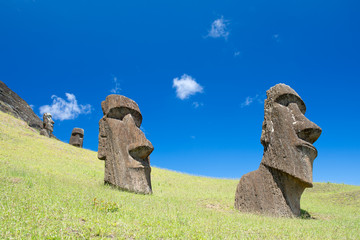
[
  {"left": 40, "top": 113, "right": 54, "bottom": 138},
  {"left": 98, "top": 95, "right": 154, "bottom": 194},
  {"left": 69, "top": 128, "right": 84, "bottom": 148},
  {"left": 234, "top": 84, "right": 322, "bottom": 217}
]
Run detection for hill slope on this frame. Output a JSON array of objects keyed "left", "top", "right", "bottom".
[{"left": 0, "top": 111, "right": 359, "bottom": 239}]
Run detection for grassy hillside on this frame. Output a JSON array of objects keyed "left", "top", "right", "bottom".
[{"left": 0, "top": 111, "right": 359, "bottom": 239}]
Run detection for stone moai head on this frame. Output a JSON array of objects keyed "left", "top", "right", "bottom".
[
  {"left": 98, "top": 95, "right": 154, "bottom": 194},
  {"left": 69, "top": 128, "right": 84, "bottom": 148},
  {"left": 43, "top": 113, "right": 54, "bottom": 132},
  {"left": 40, "top": 113, "right": 54, "bottom": 137},
  {"left": 235, "top": 84, "right": 322, "bottom": 217},
  {"left": 260, "top": 83, "right": 322, "bottom": 187}
]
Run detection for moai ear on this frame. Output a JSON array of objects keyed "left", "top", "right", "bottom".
[
  {"left": 98, "top": 118, "right": 107, "bottom": 160},
  {"left": 260, "top": 117, "right": 271, "bottom": 151},
  {"left": 260, "top": 121, "right": 267, "bottom": 146}
]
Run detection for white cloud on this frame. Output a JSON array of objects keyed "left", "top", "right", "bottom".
[
  {"left": 173, "top": 74, "right": 203, "bottom": 100},
  {"left": 234, "top": 51, "right": 241, "bottom": 57},
  {"left": 110, "top": 76, "right": 121, "bottom": 94},
  {"left": 29, "top": 104, "right": 34, "bottom": 110},
  {"left": 39, "top": 93, "right": 92, "bottom": 121},
  {"left": 241, "top": 94, "right": 264, "bottom": 108},
  {"left": 207, "top": 16, "right": 229, "bottom": 39}
]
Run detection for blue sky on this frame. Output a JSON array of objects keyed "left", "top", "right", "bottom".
[{"left": 1, "top": 0, "right": 359, "bottom": 185}]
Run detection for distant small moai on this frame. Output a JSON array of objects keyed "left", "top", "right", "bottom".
[
  {"left": 234, "top": 83, "right": 322, "bottom": 217},
  {"left": 98, "top": 95, "right": 154, "bottom": 194},
  {"left": 40, "top": 113, "right": 54, "bottom": 138},
  {"left": 69, "top": 128, "right": 84, "bottom": 148}
]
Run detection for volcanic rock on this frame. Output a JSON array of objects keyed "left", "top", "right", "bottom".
[{"left": 0, "top": 80, "right": 42, "bottom": 130}]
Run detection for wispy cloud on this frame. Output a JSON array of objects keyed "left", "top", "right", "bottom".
[
  {"left": 241, "top": 94, "right": 264, "bottom": 108},
  {"left": 110, "top": 76, "right": 121, "bottom": 94},
  {"left": 234, "top": 51, "right": 241, "bottom": 57},
  {"left": 207, "top": 16, "right": 229, "bottom": 40},
  {"left": 39, "top": 93, "right": 92, "bottom": 121},
  {"left": 241, "top": 96, "right": 254, "bottom": 107},
  {"left": 29, "top": 104, "right": 34, "bottom": 110},
  {"left": 173, "top": 74, "right": 204, "bottom": 100},
  {"left": 192, "top": 102, "right": 204, "bottom": 108},
  {"left": 140, "top": 126, "right": 147, "bottom": 135},
  {"left": 272, "top": 34, "right": 281, "bottom": 43}
]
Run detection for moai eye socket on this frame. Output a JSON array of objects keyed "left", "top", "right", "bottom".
[
  {"left": 101, "top": 95, "right": 143, "bottom": 127},
  {"left": 275, "top": 93, "right": 306, "bottom": 114}
]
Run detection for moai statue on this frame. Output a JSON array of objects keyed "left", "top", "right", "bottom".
[
  {"left": 69, "top": 128, "right": 84, "bottom": 148},
  {"left": 98, "top": 95, "right": 154, "bottom": 194},
  {"left": 234, "top": 84, "right": 322, "bottom": 217},
  {"left": 40, "top": 113, "right": 54, "bottom": 138}
]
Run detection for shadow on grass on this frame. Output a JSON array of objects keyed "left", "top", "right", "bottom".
[{"left": 300, "top": 209, "right": 316, "bottom": 219}]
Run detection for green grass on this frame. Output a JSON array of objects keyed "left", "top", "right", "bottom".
[{"left": 0, "top": 111, "right": 359, "bottom": 239}]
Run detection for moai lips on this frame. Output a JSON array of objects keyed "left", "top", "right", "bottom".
[
  {"left": 69, "top": 128, "right": 84, "bottom": 148},
  {"left": 235, "top": 84, "right": 322, "bottom": 217},
  {"left": 98, "top": 95, "right": 154, "bottom": 194}
]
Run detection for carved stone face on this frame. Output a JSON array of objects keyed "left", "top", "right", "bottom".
[
  {"left": 260, "top": 84, "right": 321, "bottom": 186},
  {"left": 98, "top": 95, "right": 154, "bottom": 194},
  {"left": 69, "top": 128, "right": 84, "bottom": 148},
  {"left": 43, "top": 113, "right": 54, "bottom": 132}
]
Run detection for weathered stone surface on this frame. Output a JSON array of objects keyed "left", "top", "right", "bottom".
[
  {"left": 40, "top": 113, "right": 54, "bottom": 138},
  {"left": 0, "top": 80, "right": 42, "bottom": 130},
  {"left": 98, "top": 95, "right": 154, "bottom": 194},
  {"left": 235, "top": 83, "right": 322, "bottom": 217},
  {"left": 69, "top": 128, "right": 84, "bottom": 148}
]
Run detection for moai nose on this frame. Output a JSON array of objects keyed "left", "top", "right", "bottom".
[
  {"left": 296, "top": 123, "right": 322, "bottom": 144},
  {"left": 289, "top": 103, "right": 322, "bottom": 144},
  {"left": 129, "top": 141, "right": 154, "bottom": 160},
  {"left": 74, "top": 134, "right": 80, "bottom": 142}
]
